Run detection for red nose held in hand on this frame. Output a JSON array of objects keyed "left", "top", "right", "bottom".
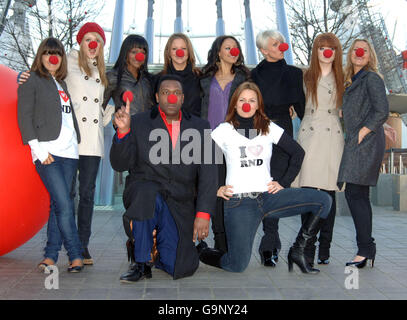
[
  {"left": 279, "top": 43, "right": 289, "bottom": 52},
  {"left": 323, "top": 49, "right": 333, "bottom": 58},
  {"left": 122, "top": 90, "right": 134, "bottom": 103},
  {"left": 355, "top": 48, "right": 365, "bottom": 57},
  {"left": 49, "top": 55, "right": 59, "bottom": 65},
  {"left": 176, "top": 49, "right": 185, "bottom": 57},
  {"left": 88, "top": 41, "right": 98, "bottom": 49},
  {"left": 230, "top": 47, "right": 240, "bottom": 57},
  {"left": 242, "top": 103, "right": 251, "bottom": 113},
  {"left": 135, "top": 52, "right": 145, "bottom": 62},
  {"left": 167, "top": 94, "right": 178, "bottom": 104}
]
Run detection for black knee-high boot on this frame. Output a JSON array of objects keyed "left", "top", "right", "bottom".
[{"left": 288, "top": 214, "right": 324, "bottom": 274}]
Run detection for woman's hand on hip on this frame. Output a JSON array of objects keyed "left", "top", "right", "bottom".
[
  {"left": 267, "top": 181, "right": 284, "bottom": 194},
  {"left": 217, "top": 185, "right": 234, "bottom": 200},
  {"left": 358, "top": 126, "right": 371, "bottom": 144}
]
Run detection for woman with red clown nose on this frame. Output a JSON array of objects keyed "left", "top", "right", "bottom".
[
  {"left": 154, "top": 33, "right": 202, "bottom": 117},
  {"left": 199, "top": 35, "right": 251, "bottom": 254},
  {"left": 197, "top": 81, "right": 332, "bottom": 274},
  {"left": 102, "top": 34, "right": 154, "bottom": 115},
  {"left": 18, "top": 23, "right": 115, "bottom": 266},
  {"left": 17, "top": 38, "right": 84, "bottom": 273},
  {"left": 251, "top": 30, "right": 305, "bottom": 268},
  {"left": 292, "top": 33, "right": 345, "bottom": 270},
  {"left": 338, "top": 39, "right": 389, "bottom": 269}
]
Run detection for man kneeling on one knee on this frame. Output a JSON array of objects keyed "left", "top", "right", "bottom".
[{"left": 110, "top": 74, "right": 217, "bottom": 282}]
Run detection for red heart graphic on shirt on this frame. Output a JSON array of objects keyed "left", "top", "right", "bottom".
[
  {"left": 248, "top": 145, "right": 263, "bottom": 157},
  {"left": 59, "top": 90, "right": 69, "bottom": 103}
]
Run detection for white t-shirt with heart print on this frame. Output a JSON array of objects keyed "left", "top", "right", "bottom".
[
  {"left": 28, "top": 78, "right": 78, "bottom": 163},
  {"left": 211, "top": 121, "right": 284, "bottom": 194}
]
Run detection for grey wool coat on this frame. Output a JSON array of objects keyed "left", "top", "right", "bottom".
[{"left": 337, "top": 70, "right": 389, "bottom": 187}]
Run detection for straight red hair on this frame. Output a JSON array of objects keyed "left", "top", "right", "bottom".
[{"left": 303, "top": 33, "right": 344, "bottom": 108}]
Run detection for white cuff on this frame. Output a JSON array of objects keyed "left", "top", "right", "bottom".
[{"left": 28, "top": 139, "right": 49, "bottom": 163}]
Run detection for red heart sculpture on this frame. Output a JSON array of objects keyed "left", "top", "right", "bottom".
[{"left": 0, "top": 65, "right": 50, "bottom": 256}]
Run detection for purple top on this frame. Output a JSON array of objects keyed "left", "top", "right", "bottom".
[{"left": 207, "top": 77, "right": 232, "bottom": 130}]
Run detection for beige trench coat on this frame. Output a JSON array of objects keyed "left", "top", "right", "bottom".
[
  {"left": 292, "top": 72, "right": 344, "bottom": 191},
  {"left": 65, "top": 50, "right": 114, "bottom": 158}
]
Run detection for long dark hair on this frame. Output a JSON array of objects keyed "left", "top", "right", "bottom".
[
  {"left": 31, "top": 37, "right": 67, "bottom": 81},
  {"left": 201, "top": 35, "right": 250, "bottom": 78},
  {"left": 113, "top": 34, "right": 149, "bottom": 85}
]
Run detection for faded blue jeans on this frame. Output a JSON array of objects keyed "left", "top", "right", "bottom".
[
  {"left": 220, "top": 188, "right": 332, "bottom": 272},
  {"left": 35, "top": 156, "right": 82, "bottom": 263}
]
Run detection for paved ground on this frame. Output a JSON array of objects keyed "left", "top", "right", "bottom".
[{"left": 1, "top": 202, "right": 407, "bottom": 301}]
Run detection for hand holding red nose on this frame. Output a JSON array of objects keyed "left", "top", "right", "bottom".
[
  {"left": 49, "top": 56, "right": 59, "bottom": 65},
  {"left": 88, "top": 41, "right": 98, "bottom": 49},
  {"left": 135, "top": 52, "right": 145, "bottom": 62},
  {"left": 355, "top": 48, "right": 365, "bottom": 57},
  {"left": 122, "top": 90, "right": 134, "bottom": 103},
  {"left": 167, "top": 94, "right": 178, "bottom": 104},
  {"left": 230, "top": 47, "right": 240, "bottom": 57},
  {"left": 323, "top": 49, "right": 333, "bottom": 58},
  {"left": 242, "top": 103, "right": 251, "bottom": 113},
  {"left": 176, "top": 49, "right": 185, "bottom": 57},
  {"left": 279, "top": 43, "right": 289, "bottom": 52}
]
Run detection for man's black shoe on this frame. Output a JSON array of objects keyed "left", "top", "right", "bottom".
[{"left": 120, "top": 262, "right": 152, "bottom": 283}]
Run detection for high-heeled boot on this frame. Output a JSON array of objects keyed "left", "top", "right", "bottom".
[
  {"left": 288, "top": 214, "right": 324, "bottom": 274},
  {"left": 197, "top": 241, "right": 224, "bottom": 269}
]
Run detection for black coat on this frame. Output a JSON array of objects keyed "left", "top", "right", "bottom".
[
  {"left": 153, "top": 63, "right": 202, "bottom": 117},
  {"left": 337, "top": 70, "right": 389, "bottom": 187},
  {"left": 251, "top": 59, "right": 305, "bottom": 186},
  {"left": 103, "top": 67, "right": 154, "bottom": 115},
  {"left": 110, "top": 107, "right": 218, "bottom": 280}
]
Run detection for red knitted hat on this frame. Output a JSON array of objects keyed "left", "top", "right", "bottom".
[{"left": 77, "top": 22, "right": 106, "bottom": 45}]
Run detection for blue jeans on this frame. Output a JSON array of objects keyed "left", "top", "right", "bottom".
[
  {"left": 71, "top": 155, "right": 101, "bottom": 249},
  {"left": 35, "top": 156, "right": 82, "bottom": 263},
  {"left": 220, "top": 188, "right": 332, "bottom": 272},
  {"left": 131, "top": 194, "right": 179, "bottom": 276}
]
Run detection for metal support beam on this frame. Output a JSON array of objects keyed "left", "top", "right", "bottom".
[
  {"left": 216, "top": 0, "right": 225, "bottom": 37},
  {"left": 275, "top": 0, "right": 294, "bottom": 65},
  {"left": 174, "top": 0, "right": 183, "bottom": 33},
  {"left": 243, "top": 0, "right": 258, "bottom": 65},
  {"left": 145, "top": 0, "right": 155, "bottom": 63}
]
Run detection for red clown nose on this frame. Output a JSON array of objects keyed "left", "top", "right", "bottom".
[
  {"left": 230, "top": 47, "right": 240, "bottom": 57},
  {"left": 88, "top": 41, "right": 98, "bottom": 49},
  {"left": 355, "top": 48, "right": 365, "bottom": 57},
  {"left": 323, "top": 49, "right": 333, "bottom": 58},
  {"left": 279, "top": 43, "right": 289, "bottom": 52},
  {"left": 49, "top": 55, "right": 59, "bottom": 65},
  {"left": 242, "top": 103, "right": 251, "bottom": 113},
  {"left": 176, "top": 49, "right": 185, "bottom": 57},
  {"left": 135, "top": 52, "right": 145, "bottom": 62},
  {"left": 167, "top": 94, "right": 178, "bottom": 104},
  {"left": 122, "top": 90, "right": 133, "bottom": 103}
]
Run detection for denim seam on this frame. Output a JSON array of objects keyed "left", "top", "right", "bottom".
[{"left": 262, "top": 202, "right": 323, "bottom": 219}]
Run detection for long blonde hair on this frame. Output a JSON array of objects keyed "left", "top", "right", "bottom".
[
  {"left": 77, "top": 32, "right": 108, "bottom": 87},
  {"left": 344, "top": 39, "right": 380, "bottom": 87}
]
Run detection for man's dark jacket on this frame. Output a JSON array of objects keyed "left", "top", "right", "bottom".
[{"left": 110, "top": 107, "right": 218, "bottom": 280}]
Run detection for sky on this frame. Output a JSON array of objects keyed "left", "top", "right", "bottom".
[{"left": 77, "top": 0, "right": 407, "bottom": 65}]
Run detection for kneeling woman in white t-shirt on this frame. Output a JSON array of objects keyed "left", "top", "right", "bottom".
[{"left": 198, "top": 81, "right": 332, "bottom": 274}]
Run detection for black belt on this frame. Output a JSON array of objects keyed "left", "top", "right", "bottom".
[{"left": 231, "top": 192, "right": 262, "bottom": 199}]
